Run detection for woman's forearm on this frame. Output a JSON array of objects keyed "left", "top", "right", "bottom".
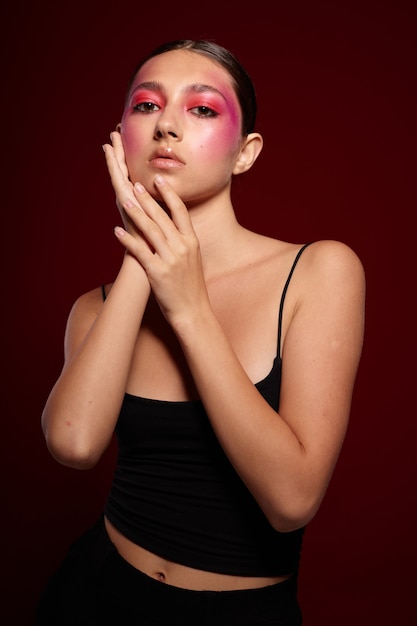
[
  {"left": 42, "top": 255, "right": 150, "bottom": 468},
  {"left": 173, "top": 256, "right": 363, "bottom": 533}
]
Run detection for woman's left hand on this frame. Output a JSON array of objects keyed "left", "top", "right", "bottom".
[{"left": 114, "top": 175, "right": 210, "bottom": 327}]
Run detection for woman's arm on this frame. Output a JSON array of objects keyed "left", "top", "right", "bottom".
[
  {"left": 41, "top": 137, "right": 151, "bottom": 469},
  {"left": 177, "top": 240, "right": 365, "bottom": 532},
  {"left": 116, "top": 178, "right": 365, "bottom": 532},
  {"left": 41, "top": 257, "right": 150, "bottom": 469}
]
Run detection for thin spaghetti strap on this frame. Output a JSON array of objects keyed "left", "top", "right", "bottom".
[
  {"left": 101, "top": 284, "right": 107, "bottom": 302},
  {"left": 277, "top": 242, "right": 314, "bottom": 357}
]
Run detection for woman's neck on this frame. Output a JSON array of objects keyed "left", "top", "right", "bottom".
[{"left": 188, "top": 198, "right": 253, "bottom": 281}]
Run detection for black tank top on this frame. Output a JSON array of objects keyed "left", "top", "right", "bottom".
[{"left": 104, "top": 243, "right": 312, "bottom": 576}]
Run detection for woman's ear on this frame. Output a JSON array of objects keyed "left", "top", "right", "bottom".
[
  {"left": 115, "top": 122, "right": 122, "bottom": 133},
  {"left": 233, "top": 133, "right": 263, "bottom": 175}
]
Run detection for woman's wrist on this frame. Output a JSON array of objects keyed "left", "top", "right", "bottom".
[{"left": 108, "top": 252, "right": 152, "bottom": 305}]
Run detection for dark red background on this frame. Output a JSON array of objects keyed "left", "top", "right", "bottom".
[{"left": 2, "top": 1, "right": 416, "bottom": 623}]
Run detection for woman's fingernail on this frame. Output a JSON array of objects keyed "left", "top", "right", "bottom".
[
  {"left": 154, "top": 175, "right": 166, "bottom": 186},
  {"left": 135, "top": 182, "right": 145, "bottom": 193}
]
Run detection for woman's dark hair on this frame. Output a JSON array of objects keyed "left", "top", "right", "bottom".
[{"left": 125, "top": 40, "right": 257, "bottom": 136}]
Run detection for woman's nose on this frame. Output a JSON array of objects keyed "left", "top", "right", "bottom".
[
  {"left": 154, "top": 109, "right": 182, "bottom": 140},
  {"left": 155, "top": 127, "right": 179, "bottom": 139}
]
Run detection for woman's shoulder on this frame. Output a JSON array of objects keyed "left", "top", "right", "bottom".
[
  {"left": 250, "top": 234, "right": 363, "bottom": 274},
  {"left": 63, "top": 283, "right": 114, "bottom": 357},
  {"left": 279, "top": 239, "right": 366, "bottom": 308},
  {"left": 68, "top": 282, "right": 113, "bottom": 322},
  {"left": 300, "top": 239, "right": 365, "bottom": 282},
  {"left": 261, "top": 236, "right": 363, "bottom": 273},
  {"left": 250, "top": 237, "right": 365, "bottom": 306}
]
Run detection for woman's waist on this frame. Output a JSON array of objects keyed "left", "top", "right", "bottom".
[{"left": 104, "top": 516, "right": 290, "bottom": 591}]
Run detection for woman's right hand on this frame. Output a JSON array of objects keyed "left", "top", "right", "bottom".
[{"left": 102, "top": 130, "right": 138, "bottom": 233}]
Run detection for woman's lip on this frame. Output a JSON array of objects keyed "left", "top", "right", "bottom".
[{"left": 149, "top": 157, "right": 184, "bottom": 169}]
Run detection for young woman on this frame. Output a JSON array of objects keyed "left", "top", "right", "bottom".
[{"left": 37, "top": 39, "right": 365, "bottom": 625}]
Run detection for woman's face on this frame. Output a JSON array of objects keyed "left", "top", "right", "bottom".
[{"left": 119, "top": 49, "right": 245, "bottom": 205}]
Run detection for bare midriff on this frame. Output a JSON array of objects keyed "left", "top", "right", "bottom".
[{"left": 104, "top": 517, "right": 290, "bottom": 591}]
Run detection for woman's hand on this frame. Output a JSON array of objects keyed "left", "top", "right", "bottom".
[
  {"left": 114, "top": 176, "right": 210, "bottom": 327},
  {"left": 102, "top": 131, "right": 138, "bottom": 233}
]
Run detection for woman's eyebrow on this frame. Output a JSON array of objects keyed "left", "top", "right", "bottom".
[
  {"left": 130, "top": 81, "right": 226, "bottom": 101},
  {"left": 184, "top": 84, "right": 227, "bottom": 101},
  {"left": 130, "top": 80, "right": 164, "bottom": 96}
]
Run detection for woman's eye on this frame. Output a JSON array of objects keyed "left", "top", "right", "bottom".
[
  {"left": 190, "top": 105, "right": 218, "bottom": 118},
  {"left": 133, "top": 101, "right": 159, "bottom": 113}
]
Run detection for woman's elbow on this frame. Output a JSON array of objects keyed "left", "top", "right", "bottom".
[
  {"left": 44, "top": 435, "right": 102, "bottom": 469},
  {"left": 265, "top": 493, "right": 322, "bottom": 533},
  {"left": 42, "top": 413, "right": 102, "bottom": 470}
]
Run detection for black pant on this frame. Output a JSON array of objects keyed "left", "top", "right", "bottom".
[{"left": 36, "top": 518, "right": 302, "bottom": 625}]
